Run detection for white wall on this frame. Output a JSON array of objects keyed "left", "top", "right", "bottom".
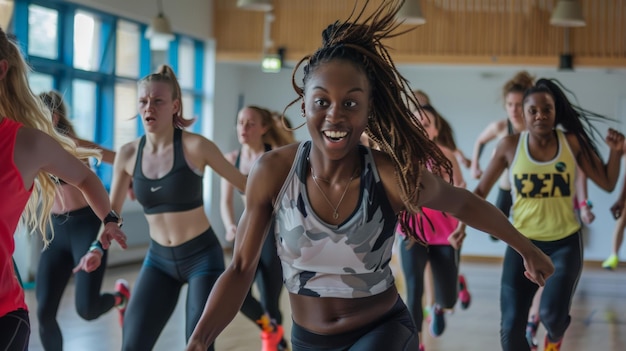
[{"left": 212, "top": 62, "right": 626, "bottom": 261}]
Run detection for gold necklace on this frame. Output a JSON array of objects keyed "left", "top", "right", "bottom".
[{"left": 310, "top": 165, "right": 359, "bottom": 220}]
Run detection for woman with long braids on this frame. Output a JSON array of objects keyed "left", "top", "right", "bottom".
[
  {"left": 186, "top": 1, "right": 553, "bottom": 350},
  {"left": 0, "top": 27, "right": 126, "bottom": 350},
  {"left": 36, "top": 90, "right": 130, "bottom": 350},
  {"left": 469, "top": 79, "right": 624, "bottom": 351}
]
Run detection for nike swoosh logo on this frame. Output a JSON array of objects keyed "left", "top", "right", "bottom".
[{"left": 150, "top": 186, "right": 162, "bottom": 192}]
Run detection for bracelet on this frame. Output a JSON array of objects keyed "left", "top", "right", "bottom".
[
  {"left": 579, "top": 199, "right": 593, "bottom": 209},
  {"left": 88, "top": 240, "right": 104, "bottom": 255}
]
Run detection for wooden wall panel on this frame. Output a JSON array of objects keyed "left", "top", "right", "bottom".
[{"left": 214, "top": 0, "right": 626, "bottom": 67}]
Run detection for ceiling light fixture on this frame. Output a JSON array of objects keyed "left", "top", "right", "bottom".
[
  {"left": 145, "top": 0, "right": 175, "bottom": 51},
  {"left": 550, "top": 0, "right": 586, "bottom": 70},
  {"left": 396, "top": 0, "right": 426, "bottom": 25},
  {"left": 550, "top": 0, "right": 586, "bottom": 27},
  {"left": 237, "top": 0, "right": 272, "bottom": 12}
]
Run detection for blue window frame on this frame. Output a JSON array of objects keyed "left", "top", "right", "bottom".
[{"left": 10, "top": 0, "right": 207, "bottom": 188}]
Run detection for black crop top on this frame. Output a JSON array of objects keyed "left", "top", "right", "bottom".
[{"left": 132, "top": 128, "right": 203, "bottom": 214}]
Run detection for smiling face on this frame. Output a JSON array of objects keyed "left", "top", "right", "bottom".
[
  {"left": 303, "top": 59, "right": 370, "bottom": 159},
  {"left": 138, "top": 81, "right": 180, "bottom": 132},
  {"left": 523, "top": 92, "right": 556, "bottom": 136},
  {"left": 236, "top": 107, "right": 268, "bottom": 145}
]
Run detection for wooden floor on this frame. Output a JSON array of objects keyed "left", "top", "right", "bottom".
[{"left": 23, "top": 256, "right": 626, "bottom": 350}]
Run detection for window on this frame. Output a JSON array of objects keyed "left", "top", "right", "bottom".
[
  {"left": 178, "top": 38, "right": 195, "bottom": 89},
  {"left": 182, "top": 93, "right": 194, "bottom": 128},
  {"left": 114, "top": 83, "right": 138, "bottom": 150},
  {"left": 28, "top": 5, "right": 58, "bottom": 59},
  {"left": 28, "top": 73, "right": 54, "bottom": 95},
  {"left": 73, "top": 11, "right": 102, "bottom": 71},
  {"left": 116, "top": 21, "right": 140, "bottom": 77},
  {"left": 71, "top": 79, "right": 96, "bottom": 140},
  {"left": 14, "top": 1, "right": 211, "bottom": 188}
]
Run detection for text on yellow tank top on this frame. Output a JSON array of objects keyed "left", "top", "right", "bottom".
[{"left": 509, "top": 130, "right": 580, "bottom": 241}]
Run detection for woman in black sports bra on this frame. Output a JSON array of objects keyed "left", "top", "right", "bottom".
[
  {"left": 108, "top": 65, "right": 246, "bottom": 351},
  {"left": 221, "top": 105, "right": 293, "bottom": 350}
]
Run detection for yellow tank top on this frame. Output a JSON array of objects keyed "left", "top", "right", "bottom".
[{"left": 509, "top": 130, "right": 580, "bottom": 241}]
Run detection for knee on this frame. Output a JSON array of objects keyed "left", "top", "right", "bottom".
[
  {"left": 76, "top": 303, "right": 99, "bottom": 321},
  {"left": 36, "top": 304, "right": 56, "bottom": 325}
]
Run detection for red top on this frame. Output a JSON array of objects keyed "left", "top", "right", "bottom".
[{"left": 0, "top": 118, "right": 33, "bottom": 317}]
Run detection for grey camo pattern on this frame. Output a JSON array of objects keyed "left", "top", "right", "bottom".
[{"left": 273, "top": 141, "right": 397, "bottom": 298}]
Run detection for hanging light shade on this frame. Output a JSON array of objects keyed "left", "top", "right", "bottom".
[
  {"left": 0, "top": 0, "right": 14, "bottom": 30},
  {"left": 237, "top": 0, "right": 272, "bottom": 12},
  {"left": 396, "top": 0, "right": 426, "bottom": 25},
  {"left": 550, "top": 0, "right": 586, "bottom": 27},
  {"left": 145, "top": 1, "right": 175, "bottom": 51}
]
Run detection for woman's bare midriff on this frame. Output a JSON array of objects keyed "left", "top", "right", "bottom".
[
  {"left": 289, "top": 286, "right": 399, "bottom": 335},
  {"left": 146, "top": 206, "right": 211, "bottom": 246},
  {"left": 51, "top": 184, "right": 89, "bottom": 214}
]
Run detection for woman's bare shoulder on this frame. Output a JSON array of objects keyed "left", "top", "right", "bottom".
[
  {"left": 257, "top": 142, "right": 300, "bottom": 170},
  {"left": 248, "top": 142, "right": 301, "bottom": 201}
]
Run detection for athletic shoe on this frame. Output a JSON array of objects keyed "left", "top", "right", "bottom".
[
  {"left": 419, "top": 344, "right": 425, "bottom": 351},
  {"left": 544, "top": 335, "right": 563, "bottom": 351},
  {"left": 261, "top": 324, "right": 284, "bottom": 351},
  {"left": 602, "top": 254, "right": 619, "bottom": 270},
  {"left": 525, "top": 316, "right": 539, "bottom": 350},
  {"left": 458, "top": 274, "right": 471, "bottom": 310},
  {"left": 429, "top": 305, "right": 445, "bottom": 337},
  {"left": 115, "top": 279, "right": 131, "bottom": 327}
]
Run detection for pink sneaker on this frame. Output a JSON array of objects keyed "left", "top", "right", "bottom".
[
  {"left": 261, "top": 324, "right": 284, "bottom": 351},
  {"left": 419, "top": 344, "right": 425, "bottom": 351},
  {"left": 115, "top": 279, "right": 131, "bottom": 326},
  {"left": 458, "top": 274, "right": 471, "bottom": 310}
]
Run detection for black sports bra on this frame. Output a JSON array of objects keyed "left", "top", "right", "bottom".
[
  {"left": 234, "top": 144, "right": 271, "bottom": 195},
  {"left": 132, "top": 128, "right": 203, "bottom": 214}
]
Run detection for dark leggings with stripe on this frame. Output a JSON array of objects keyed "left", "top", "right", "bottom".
[
  {"left": 0, "top": 309, "right": 30, "bottom": 350},
  {"left": 238, "top": 225, "right": 284, "bottom": 325},
  {"left": 290, "top": 296, "right": 418, "bottom": 350},
  {"left": 36, "top": 206, "right": 116, "bottom": 351},
  {"left": 121, "top": 228, "right": 224, "bottom": 351},
  {"left": 398, "top": 240, "right": 459, "bottom": 330},
  {"left": 500, "top": 231, "right": 582, "bottom": 351}
]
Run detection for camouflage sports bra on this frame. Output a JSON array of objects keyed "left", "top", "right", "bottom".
[{"left": 273, "top": 141, "right": 397, "bottom": 298}]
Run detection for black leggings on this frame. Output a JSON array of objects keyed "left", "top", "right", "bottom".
[
  {"left": 0, "top": 309, "right": 30, "bottom": 351},
  {"left": 36, "top": 206, "right": 115, "bottom": 351},
  {"left": 238, "top": 226, "right": 284, "bottom": 325},
  {"left": 121, "top": 228, "right": 224, "bottom": 351},
  {"left": 398, "top": 240, "right": 459, "bottom": 329},
  {"left": 495, "top": 187, "right": 513, "bottom": 218},
  {"left": 290, "top": 296, "right": 418, "bottom": 350},
  {"left": 500, "top": 231, "right": 582, "bottom": 351}
]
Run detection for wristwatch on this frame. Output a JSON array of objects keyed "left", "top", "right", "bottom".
[{"left": 103, "top": 210, "right": 123, "bottom": 228}]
